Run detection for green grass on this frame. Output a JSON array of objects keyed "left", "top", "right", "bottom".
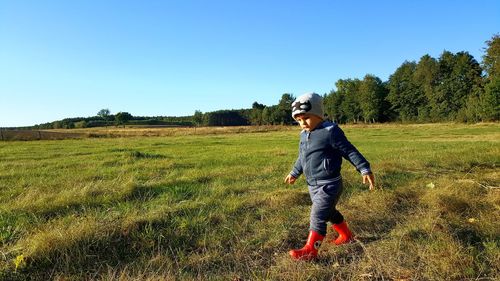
[{"left": 0, "top": 123, "right": 498, "bottom": 280}]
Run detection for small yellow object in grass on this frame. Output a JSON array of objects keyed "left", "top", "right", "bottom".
[
  {"left": 468, "top": 218, "right": 477, "bottom": 223},
  {"left": 14, "top": 254, "right": 26, "bottom": 271},
  {"left": 426, "top": 182, "right": 435, "bottom": 188}
]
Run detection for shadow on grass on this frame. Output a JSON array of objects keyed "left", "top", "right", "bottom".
[
  {"left": 266, "top": 189, "right": 311, "bottom": 209},
  {"left": 12, "top": 200, "right": 255, "bottom": 280},
  {"left": 377, "top": 169, "right": 419, "bottom": 190},
  {"left": 124, "top": 178, "right": 209, "bottom": 202},
  {"left": 317, "top": 241, "right": 365, "bottom": 265},
  {"left": 127, "top": 150, "right": 168, "bottom": 160},
  {"left": 15, "top": 219, "right": 179, "bottom": 280},
  {"left": 451, "top": 223, "right": 483, "bottom": 247},
  {"left": 284, "top": 184, "right": 422, "bottom": 256},
  {"left": 11, "top": 177, "right": 214, "bottom": 224}
]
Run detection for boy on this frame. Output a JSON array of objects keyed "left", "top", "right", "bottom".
[{"left": 284, "top": 92, "right": 375, "bottom": 261}]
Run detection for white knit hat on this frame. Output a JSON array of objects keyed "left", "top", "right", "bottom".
[{"left": 291, "top": 92, "right": 324, "bottom": 119}]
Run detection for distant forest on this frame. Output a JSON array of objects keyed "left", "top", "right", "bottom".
[{"left": 17, "top": 34, "right": 500, "bottom": 130}]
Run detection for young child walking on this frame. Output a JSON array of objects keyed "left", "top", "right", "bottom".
[{"left": 284, "top": 92, "right": 375, "bottom": 261}]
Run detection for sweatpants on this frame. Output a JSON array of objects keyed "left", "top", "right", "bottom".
[{"left": 308, "top": 180, "right": 344, "bottom": 236}]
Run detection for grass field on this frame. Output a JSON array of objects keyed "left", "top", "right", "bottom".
[{"left": 0, "top": 123, "right": 498, "bottom": 280}]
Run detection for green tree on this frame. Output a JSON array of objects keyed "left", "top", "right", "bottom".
[
  {"left": 337, "top": 79, "right": 362, "bottom": 123},
  {"left": 429, "top": 51, "right": 455, "bottom": 120},
  {"left": 74, "top": 121, "right": 87, "bottom": 128},
  {"left": 481, "top": 77, "right": 500, "bottom": 121},
  {"left": 359, "top": 74, "right": 386, "bottom": 123},
  {"left": 252, "top": 102, "right": 265, "bottom": 110},
  {"left": 461, "top": 90, "right": 483, "bottom": 122},
  {"left": 97, "top": 109, "right": 110, "bottom": 119},
  {"left": 482, "top": 34, "right": 500, "bottom": 80},
  {"left": 269, "top": 105, "right": 280, "bottom": 125},
  {"left": 250, "top": 102, "right": 266, "bottom": 125},
  {"left": 193, "top": 110, "right": 204, "bottom": 126},
  {"left": 323, "top": 92, "right": 333, "bottom": 121},
  {"left": 387, "top": 61, "right": 420, "bottom": 121},
  {"left": 431, "top": 51, "right": 482, "bottom": 120},
  {"left": 325, "top": 90, "right": 349, "bottom": 123},
  {"left": 413, "top": 55, "right": 439, "bottom": 121},
  {"left": 250, "top": 102, "right": 265, "bottom": 125},
  {"left": 261, "top": 107, "right": 270, "bottom": 125},
  {"left": 53, "top": 121, "right": 62, "bottom": 129},
  {"left": 277, "top": 93, "right": 295, "bottom": 124},
  {"left": 203, "top": 110, "right": 248, "bottom": 126},
  {"left": 480, "top": 34, "right": 500, "bottom": 121},
  {"left": 115, "top": 112, "right": 133, "bottom": 126},
  {"left": 260, "top": 105, "right": 279, "bottom": 125},
  {"left": 97, "top": 108, "right": 112, "bottom": 126}
]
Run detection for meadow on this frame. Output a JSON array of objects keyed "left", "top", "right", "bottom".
[{"left": 0, "top": 123, "right": 498, "bottom": 280}]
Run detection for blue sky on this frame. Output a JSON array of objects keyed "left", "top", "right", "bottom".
[{"left": 1, "top": 0, "right": 499, "bottom": 127}]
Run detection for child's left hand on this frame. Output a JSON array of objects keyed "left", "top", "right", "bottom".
[{"left": 362, "top": 173, "right": 375, "bottom": 191}]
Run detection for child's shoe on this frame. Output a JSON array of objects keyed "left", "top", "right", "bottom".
[
  {"left": 331, "top": 221, "right": 354, "bottom": 245},
  {"left": 289, "top": 230, "right": 324, "bottom": 260}
]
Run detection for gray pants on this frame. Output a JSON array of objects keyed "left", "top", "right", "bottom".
[{"left": 308, "top": 180, "right": 344, "bottom": 236}]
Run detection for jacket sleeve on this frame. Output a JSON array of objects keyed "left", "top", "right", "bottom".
[
  {"left": 330, "top": 125, "right": 371, "bottom": 175},
  {"left": 290, "top": 156, "right": 303, "bottom": 178}
]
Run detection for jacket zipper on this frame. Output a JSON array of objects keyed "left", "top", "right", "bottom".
[{"left": 305, "top": 132, "right": 311, "bottom": 178}]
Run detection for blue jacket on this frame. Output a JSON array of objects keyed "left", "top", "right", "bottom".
[{"left": 290, "top": 121, "right": 371, "bottom": 186}]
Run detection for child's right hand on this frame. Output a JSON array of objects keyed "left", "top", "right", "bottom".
[
  {"left": 363, "top": 173, "right": 375, "bottom": 191},
  {"left": 284, "top": 174, "right": 297, "bottom": 185}
]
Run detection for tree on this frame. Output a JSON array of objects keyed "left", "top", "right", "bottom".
[
  {"left": 269, "top": 105, "right": 281, "bottom": 125},
  {"left": 430, "top": 51, "right": 456, "bottom": 120},
  {"left": 277, "top": 93, "right": 295, "bottom": 124},
  {"left": 482, "top": 34, "right": 500, "bottom": 81},
  {"left": 359, "top": 74, "right": 386, "bottom": 123},
  {"left": 193, "top": 110, "right": 203, "bottom": 126},
  {"left": 257, "top": 105, "right": 279, "bottom": 125},
  {"left": 413, "top": 55, "right": 439, "bottom": 121},
  {"left": 252, "top": 102, "right": 265, "bottom": 110},
  {"left": 387, "top": 61, "right": 427, "bottom": 121},
  {"left": 480, "top": 34, "right": 500, "bottom": 121},
  {"left": 453, "top": 52, "right": 483, "bottom": 116},
  {"left": 250, "top": 102, "right": 266, "bottom": 125},
  {"left": 203, "top": 110, "right": 248, "bottom": 126},
  {"left": 97, "top": 109, "right": 110, "bottom": 119},
  {"left": 115, "top": 112, "right": 133, "bottom": 126},
  {"left": 74, "top": 121, "right": 87, "bottom": 128},
  {"left": 97, "top": 108, "right": 112, "bottom": 126},
  {"left": 481, "top": 76, "right": 500, "bottom": 121},
  {"left": 337, "top": 79, "right": 362, "bottom": 123},
  {"left": 431, "top": 51, "right": 482, "bottom": 120}
]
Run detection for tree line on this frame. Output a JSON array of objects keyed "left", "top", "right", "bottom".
[
  {"left": 199, "top": 34, "right": 498, "bottom": 126},
  {"left": 334, "top": 35, "right": 497, "bottom": 123},
  {"left": 14, "top": 34, "right": 498, "bottom": 130},
  {"left": 29, "top": 111, "right": 194, "bottom": 130}
]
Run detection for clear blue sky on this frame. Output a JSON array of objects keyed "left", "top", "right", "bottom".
[{"left": 1, "top": 0, "right": 499, "bottom": 127}]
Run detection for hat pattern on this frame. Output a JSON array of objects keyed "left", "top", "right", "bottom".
[
  {"left": 292, "top": 100, "right": 312, "bottom": 113},
  {"left": 291, "top": 92, "right": 324, "bottom": 119}
]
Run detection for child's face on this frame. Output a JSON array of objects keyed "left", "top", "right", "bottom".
[{"left": 294, "top": 114, "right": 323, "bottom": 131}]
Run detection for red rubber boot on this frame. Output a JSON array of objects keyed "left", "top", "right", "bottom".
[
  {"left": 289, "top": 230, "right": 324, "bottom": 260},
  {"left": 331, "top": 221, "right": 354, "bottom": 245}
]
